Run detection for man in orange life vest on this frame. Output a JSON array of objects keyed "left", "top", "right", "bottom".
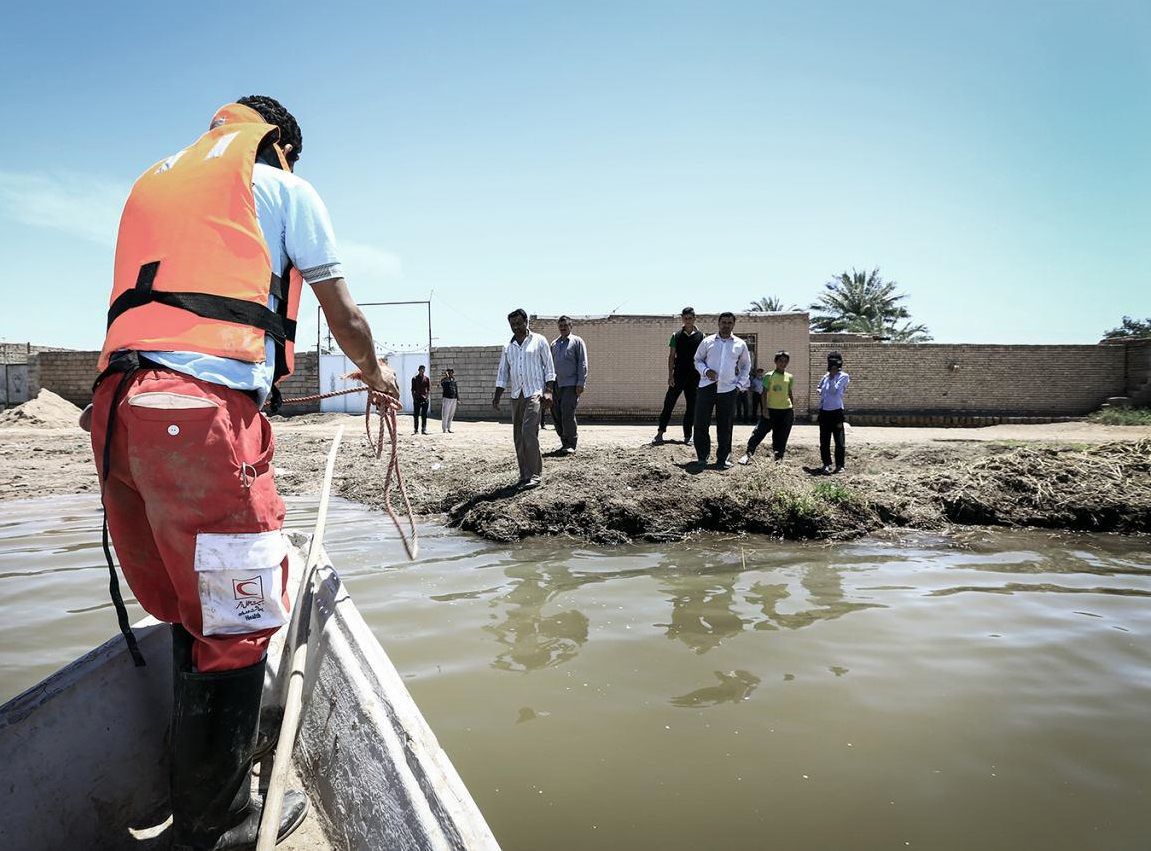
[{"left": 87, "top": 96, "right": 398, "bottom": 849}]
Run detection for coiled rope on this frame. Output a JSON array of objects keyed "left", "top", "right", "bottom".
[{"left": 277, "top": 383, "right": 419, "bottom": 560}]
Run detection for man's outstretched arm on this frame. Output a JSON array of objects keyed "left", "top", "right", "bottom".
[{"left": 313, "top": 278, "right": 400, "bottom": 399}]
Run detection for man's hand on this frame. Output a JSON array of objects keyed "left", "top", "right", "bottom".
[
  {"left": 575, "top": 386, "right": 584, "bottom": 398},
  {"left": 79, "top": 404, "right": 93, "bottom": 433},
  {"left": 668, "top": 376, "right": 676, "bottom": 388},
  {"left": 706, "top": 369, "right": 718, "bottom": 381},
  {"left": 344, "top": 359, "right": 401, "bottom": 409},
  {"left": 541, "top": 390, "right": 553, "bottom": 409},
  {"left": 492, "top": 389, "right": 503, "bottom": 410}
]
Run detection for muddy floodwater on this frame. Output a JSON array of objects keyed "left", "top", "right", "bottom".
[{"left": 2, "top": 496, "right": 1150, "bottom": 850}]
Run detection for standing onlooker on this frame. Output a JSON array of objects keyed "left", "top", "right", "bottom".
[
  {"left": 492, "top": 309, "right": 556, "bottom": 489},
  {"left": 654, "top": 307, "right": 705, "bottom": 444},
  {"left": 817, "top": 351, "right": 850, "bottom": 474},
  {"left": 692, "top": 312, "right": 752, "bottom": 469},
  {"left": 411, "top": 365, "right": 431, "bottom": 434},
  {"left": 739, "top": 351, "right": 794, "bottom": 464},
  {"left": 735, "top": 384, "right": 750, "bottom": 423},
  {"left": 749, "top": 368, "right": 765, "bottom": 420},
  {"left": 551, "top": 315, "right": 589, "bottom": 454},
  {"left": 440, "top": 368, "right": 459, "bottom": 433}
]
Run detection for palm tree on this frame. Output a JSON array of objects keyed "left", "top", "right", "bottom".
[
  {"left": 809, "top": 268, "right": 931, "bottom": 341},
  {"left": 748, "top": 295, "right": 796, "bottom": 312}
]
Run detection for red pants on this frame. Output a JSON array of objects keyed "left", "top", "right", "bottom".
[{"left": 91, "top": 369, "right": 290, "bottom": 672}]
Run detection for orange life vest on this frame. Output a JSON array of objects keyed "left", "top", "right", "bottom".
[{"left": 99, "top": 103, "right": 303, "bottom": 381}]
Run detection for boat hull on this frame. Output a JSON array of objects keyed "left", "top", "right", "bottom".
[{"left": 0, "top": 533, "right": 500, "bottom": 850}]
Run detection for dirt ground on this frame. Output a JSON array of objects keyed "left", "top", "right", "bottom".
[{"left": 3, "top": 411, "right": 1149, "bottom": 544}]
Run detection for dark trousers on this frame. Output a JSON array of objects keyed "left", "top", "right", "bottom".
[
  {"left": 746, "top": 407, "right": 794, "bottom": 459},
  {"left": 751, "top": 391, "right": 762, "bottom": 420},
  {"left": 554, "top": 385, "right": 580, "bottom": 448},
  {"left": 735, "top": 391, "right": 750, "bottom": 422},
  {"left": 658, "top": 375, "right": 700, "bottom": 440},
  {"left": 693, "top": 384, "right": 736, "bottom": 464},
  {"left": 413, "top": 399, "right": 429, "bottom": 432},
  {"left": 818, "top": 408, "right": 846, "bottom": 468}
]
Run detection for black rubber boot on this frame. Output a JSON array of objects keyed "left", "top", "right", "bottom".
[{"left": 169, "top": 628, "right": 308, "bottom": 850}]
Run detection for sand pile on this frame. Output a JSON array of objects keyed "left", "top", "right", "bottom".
[{"left": 0, "top": 389, "right": 83, "bottom": 429}]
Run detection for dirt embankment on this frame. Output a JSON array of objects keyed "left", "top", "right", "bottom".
[
  {"left": 272, "top": 420, "right": 1151, "bottom": 545},
  {"left": 2, "top": 411, "right": 1149, "bottom": 544}
]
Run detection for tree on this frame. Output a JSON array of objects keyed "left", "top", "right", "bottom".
[
  {"left": 1103, "top": 316, "right": 1151, "bottom": 339},
  {"left": 747, "top": 296, "right": 797, "bottom": 312},
  {"left": 809, "top": 267, "right": 932, "bottom": 342}
]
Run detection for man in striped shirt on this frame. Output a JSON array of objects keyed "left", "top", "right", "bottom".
[{"left": 492, "top": 309, "right": 556, "bottom": 489}]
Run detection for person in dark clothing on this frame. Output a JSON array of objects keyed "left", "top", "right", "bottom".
[
  {"left": 654, "top": 307, "right": 705, "bottom": 444},
  {"left": 739, "top": 351, "right": 795, "bottom": 464},
  {"left": 440, "top": 368, "right": 458, "bottom": 432},
  {"left": 735, "top": 386, "right": 750, "bottom": 423},
  {"left": 750, "top": 367, "right": 765, "bottom": 421},
  {"left": 816, "top": 351, "right": 851, "bottom": 473},
  {"left": 411, "top": 365, "right": 431, "bottom": 434}
]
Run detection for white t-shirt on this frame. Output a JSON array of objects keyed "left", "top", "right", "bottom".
[{"left": 144, "top": 163, "right": 345, "bottom": 403}]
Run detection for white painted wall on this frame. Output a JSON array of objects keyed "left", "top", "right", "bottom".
[{"left": 318, "top": 352, "right": 429, "bottom": 414}]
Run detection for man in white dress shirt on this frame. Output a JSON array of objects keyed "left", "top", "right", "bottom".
[
  {"left": 492, "top": 308, "right": 556, "bottom": 488},
  {"left": 692, "top": 311, "right": 752, "bottom": 469}
]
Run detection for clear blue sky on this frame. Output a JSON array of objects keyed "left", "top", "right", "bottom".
[{"left": 2, "top": 0, "right": 1148, "bottom": 352}]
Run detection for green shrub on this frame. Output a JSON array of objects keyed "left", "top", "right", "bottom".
[{"left": 1088, "top": 407, "right": 1151, "bottom": 426}]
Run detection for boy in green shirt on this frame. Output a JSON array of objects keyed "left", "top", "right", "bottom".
[{"left": 738, "top": 351, "right": 794, "bottom": 464}]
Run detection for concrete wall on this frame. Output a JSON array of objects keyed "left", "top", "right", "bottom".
[{"left": 808, "top": 342, "right": 1128, "bottom": 418}]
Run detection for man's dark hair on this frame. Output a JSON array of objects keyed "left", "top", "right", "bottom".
[
  {"left": 719, "top": 311, "right": 736, "bottom": 321},
  {"left": 237, "top": 95, "right": 302, "bottom": 165},
  {"left": 418, "top": 365, "right": 425, "bottom": 371},
  {"left": 775, "top": 350, "right": 790, "bottom": 361},
  {"left": 827, "top": 350, "right": 844, "bottom": 367},
  {"left": 507, "top": 308, "right": 528, "bottom": 321},
  {"left": 681, "top": 307, "right": 695, "bottom": 316},
  {"left": 557, "top": 315, "right": 572, "bottom": 324}
]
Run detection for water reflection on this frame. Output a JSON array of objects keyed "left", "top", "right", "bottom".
[
  {"left": 485, "top": 562, "right": 590, "bottom": 672},
  {"left": 747, "top": 563, "right": 884, "bottom": 631},
  {"left": 657, "top": 568, "right": 746, "bottom": 654},
  {"left": 671, "top": 670, "right": 761, "bottom": 708}
]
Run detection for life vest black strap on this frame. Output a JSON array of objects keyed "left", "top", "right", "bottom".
[
  {"left": 98, "top": 354, "right": 147, "bottom": 668},
  {"left": 107, "top": 262, "right": 297, "bottom": 344}
]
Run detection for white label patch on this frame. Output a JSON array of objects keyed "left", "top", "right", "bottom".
[{"left": 194, "top": 531, "right": 289, "bottom": 635}]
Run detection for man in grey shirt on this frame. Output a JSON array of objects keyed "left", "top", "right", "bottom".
[{"left": 550, "top": 315, "right": 589, "bottom": 454}]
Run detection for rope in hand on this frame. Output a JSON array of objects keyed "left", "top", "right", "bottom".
[{"left": 275, "top": 383, "right": 420, "bottom": 561}]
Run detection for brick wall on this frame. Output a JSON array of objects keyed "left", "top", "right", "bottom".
[
  {"left": 28, "top": 350, "right": 322, "bottom": 413},
  {"left": 1116, "top": 339, "right": 1151, "bottom": 405},
  {"left": 533, "top": 312, "right": 812, "bottom": 419},
  {"left": 429, "top": 346, "right": 503, "bottom": 418},
  {"left": 1, "top": 343, "right": 73, "bottom": 364},
  {"left": 29, "top": 351, "right": 101, "bottom": 407},
  {"left": 808, "top": 342, "right": 1128, "bottom": 417},
  {"left": 20, "top": 335, "right": 1144, "bottom": 421},
  {"left": 277, "top": 352, "right": 320, "bottom": 414}
]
